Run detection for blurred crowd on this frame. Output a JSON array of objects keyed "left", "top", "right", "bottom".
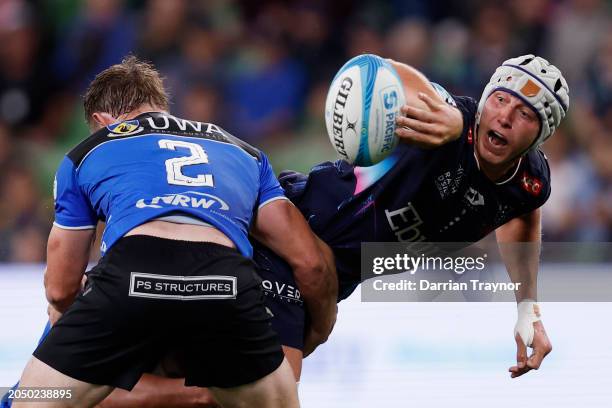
[{"left": 0, "top": 0, "right": 610, "bottom": 262}]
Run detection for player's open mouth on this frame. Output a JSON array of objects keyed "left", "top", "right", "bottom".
[{"left": 487, "top": 130, "right": 508, "bottom": 147}]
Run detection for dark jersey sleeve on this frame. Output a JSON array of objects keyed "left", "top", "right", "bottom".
[{"left": 452, "top": 95, "right": 479, "bottom": 141}]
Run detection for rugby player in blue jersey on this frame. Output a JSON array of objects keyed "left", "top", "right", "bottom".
[
  {"left": 9, "top": 56, "right": 337, "bottom": 408},
  {"left": 4, "top": 54, "right": 568, "bottom": 407}
]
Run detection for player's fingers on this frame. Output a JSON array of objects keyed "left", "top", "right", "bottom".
[
  {"left": 396, "top": 115, "right": 438, "bottom": 136},
  {"left": 509, "top": 363, "right": 529, "bottom": 373},
  {"left": 514, "top": 334, "right": 527, "bottom": 366},
  {"left": 526, "top": 351, "right": 544, "bottom": 370},
  {"left": 527, "top": 342, "right": 550, "bottom": 370},
  {"left": 509, "top": 363, "right": 532, "bottom": 378},
  {"left": 418, "top": 92, "right": 442, "bottom": 112},
  {"left": 510, "top": 366, "right": 531, "bottom": 378},
  {"left": 400, "top": 105, "right": 436, "bottom": 123},
  {"left": 510, "top": 333, "right": 534, "bottom": 378},
  {"left": 515, "top": 333, "right": 528, "bottom": 369},
  {"left": 526, "top": 322, "right": 552, "bottom": 370}
]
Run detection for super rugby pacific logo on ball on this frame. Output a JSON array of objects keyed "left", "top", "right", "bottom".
[{"left": 325, "top": 54, "right": 406, "bottom": 166}]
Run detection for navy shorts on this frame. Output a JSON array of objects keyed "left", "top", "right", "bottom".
[
  {"left": 253, "top": 241, "right": 360, "bottom": 351},
  {"left": 253, "top": 242, "right": 306, "bottom": 350}
]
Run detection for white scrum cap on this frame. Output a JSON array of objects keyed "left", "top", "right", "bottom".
[{"left": 476, "top": 55, "right": 569, "bottom": 150}]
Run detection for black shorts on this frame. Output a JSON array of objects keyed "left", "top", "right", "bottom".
[{"left": 34, "top": 236, "right": 284, "bottom": 390}]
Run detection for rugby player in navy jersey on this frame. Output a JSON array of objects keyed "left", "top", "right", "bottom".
[
  {"left": 257, "top": 55, "right": 568, "bottom": 382},
  {"left": 3, "top": 54, "right": 568, "bottom": 407},
  {"left": 9, "top": 56, "right": 337, "bottom": 408}
]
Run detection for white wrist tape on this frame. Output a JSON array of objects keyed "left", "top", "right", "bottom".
[{"left": 514, "top": 300, "right": 541, "bottom": 347}]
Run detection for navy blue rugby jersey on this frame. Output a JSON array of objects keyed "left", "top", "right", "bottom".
[
  {"left": 280, "top": 94, "right": 551, "bottom": 284},
  {"left": 53, "top": 112, "right": 286, "bottom": 256}
]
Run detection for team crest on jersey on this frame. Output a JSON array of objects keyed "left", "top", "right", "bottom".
[
  {"left": 107, "top": 120, "right": 144, "bottom": 137},
  {"left": 520, "top": 171, "right": 543, "bottom": 196}
]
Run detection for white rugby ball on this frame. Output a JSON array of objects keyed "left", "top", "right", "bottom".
[{"left": 324, "top": 54, "right": 405, "bottom": 166}]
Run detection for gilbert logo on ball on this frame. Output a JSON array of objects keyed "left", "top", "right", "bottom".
[{"left": 325, "top": 54, "right": 405, "bottom": 166}]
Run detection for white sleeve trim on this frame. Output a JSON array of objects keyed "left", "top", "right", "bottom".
[
  {"left": 53, "top": 221, "right": 96, "bottom": 230},
  {"left": 258, "top": 196, "right": 289, "bottom": 209}
]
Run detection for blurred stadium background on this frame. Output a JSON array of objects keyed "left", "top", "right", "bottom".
[
  {"left": 1, "top": 0, "right": 611, "bottom": 259},
  {"left": 0, "top": 0, "right": 611, "bottom": 406}
]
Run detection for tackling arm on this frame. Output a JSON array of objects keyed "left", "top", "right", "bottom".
[
  {"left": 251, "top": 199, "right": 338, "bottom": 356},
  {"left": 44, "top": 226, "right": 95, "bottom": 315}
]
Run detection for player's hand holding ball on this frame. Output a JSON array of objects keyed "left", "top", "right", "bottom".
[
  {"left": 388, "top": 58, "right": 463, "bottom": 148},
  {"left": 394, "top": 90, "right": 464, "bottom": 149},
  {"left": 324, "top": 54, "right": 464, "bottom": 166},
  {"left": 324, "top": 54, "right": 406, "bottom": 166}
]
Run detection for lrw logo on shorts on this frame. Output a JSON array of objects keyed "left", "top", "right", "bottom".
[
  {"left": 129, "top": 272, "right": 236, "bottom": 300},
  {"left": 261, "top": 279, "right": 303, "bottom": 305}
]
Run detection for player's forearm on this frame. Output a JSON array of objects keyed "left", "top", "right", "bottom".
[
  {"left": 498, "top": 241, "right": 539, "bottom": 301},
  {"left": 44, "top": 227, "right": 94, "bottom": 312},
  {"left": 495, "top": 209, "right": 542, "bottom": 302},
  {"left": 253, "top": 200, "right": 338, "bottom": 332},
  {"left": 44, "top": 262, "right": 85, "bottom": 312},
  {"left": 44, "top": 264, "right": 84, "bottom": 312},
  {"left": 299, "top": 274, "right": 337, "bottom": 336},
  {"left": 387, "top": 59, "right": 439, "bottom": 107},
  {"left": 45, "top": 282, "right": 80, "bottom": 312},
  {"left": 294, "top": 239, "right": 338, "bottom": 336},
  {"left": 97, "top": 374, "right": 218, "bottom": 408}
]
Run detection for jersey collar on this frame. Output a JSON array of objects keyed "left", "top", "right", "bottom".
[{"left": 473, "top": 150, "right": 523, "bottom": 186}]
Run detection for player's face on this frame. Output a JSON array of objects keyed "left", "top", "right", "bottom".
[{"left": 476, "top": 91, "right": 540, "bottom": 166}]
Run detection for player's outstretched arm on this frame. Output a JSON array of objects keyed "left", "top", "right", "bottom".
[
  {"left": 45, "top": 225, "right": 95, "bottom": 319},
  {"left": 389, "top": 60, "right": 464, "bottom": 148},
  {"left": 252, "top": 199, "right": 338, "bottom": 356},
  {"left": 495, "top": 208, "right": 552, "bottom": 378}
]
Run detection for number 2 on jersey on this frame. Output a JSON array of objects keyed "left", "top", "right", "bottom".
[{"left": 158, "top": 139, "right": 214, "bottom": 187}]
